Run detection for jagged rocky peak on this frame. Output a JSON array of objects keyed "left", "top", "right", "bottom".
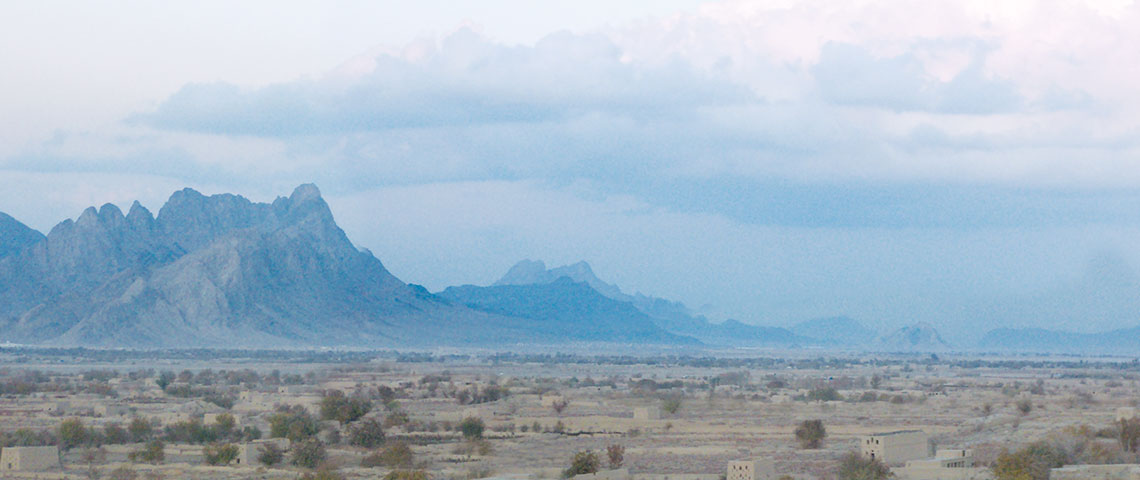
[
  {"left": 496, "top": 259, "right": 549, "bottom": 285},
  {"left": 76, "top": 206, "right": 100, "bottom": 227},
  {"left": 495, "top": 259, "right": 607, "bottom": 287},
  {"left": 291, "top": 183, "right": 322, "bottom": 203},
  {"left": 98, "top": 203, "right": 124, "bottom": 220},
  {"left": 156, "top": 188, "right": 269, "bottom": 252},
  {"left": 274, "top": 183, "right": 336, "bottom": 225},
  {"left": 126, "top": 201, "right": 155, "bottom": 229},
  {"left": 561, "top": 260, "right": 596, "bottom": 278}
]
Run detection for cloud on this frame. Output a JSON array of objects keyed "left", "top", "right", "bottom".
[
  {"left": 134, "top": 28, "right": 753, "bottom": 136},
  {"left": 812, "top": 41, "right": 1023, "bottom": 113},
  {"left": 115, "top": 1, "right": 1140, "bottom": 194}
]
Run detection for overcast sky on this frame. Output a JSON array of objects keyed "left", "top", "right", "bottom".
[{"left": 4, "top": 0, "right": 1140, "bottom": 341}]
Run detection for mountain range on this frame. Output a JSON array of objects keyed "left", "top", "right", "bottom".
[
  {"left": 485, "top": 259, "right": 809, "bottom": 347},
  {"left": 978, "top": 326, "right": 1140, "bottom": 354},
  {"left": 0, "top": 184, "right": 1073, "bottom": 352},
  {"left": 0, "top": 185, "right": 694, "bottom": 348}
]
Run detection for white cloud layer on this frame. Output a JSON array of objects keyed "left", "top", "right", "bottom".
[{"left": 114, "top": 0, "right": 1140, "bottom": 188}]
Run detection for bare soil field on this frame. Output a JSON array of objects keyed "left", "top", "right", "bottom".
[{"left": 2, "top": 348, "right": 1137, "bottom": 479}]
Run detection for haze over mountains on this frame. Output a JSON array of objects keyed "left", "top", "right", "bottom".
[
  {"left": 0, "top": 185, "right": 690, "bottom": 348},
  {"left": 0, "top": 184, "right": 1135, "bottom": 353}
]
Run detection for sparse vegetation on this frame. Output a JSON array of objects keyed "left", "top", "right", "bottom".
[
  {"left": 552, "top": 398, "right": 570, "bottom": 414},
  {"left": 563, "top": 450, "right": 600, "bottom": 478},
  {"left": 460, "top": 417, "right": 485, "bottom": 440},
  {"left": 349, "top": 418, "right": 386, "bottom": 448},
  {"left": 291, "top": 439, "right": 328, "bottom": 469},
  {"left": 202, "top": 442, "right": 239, "bottom": 465},
  {"left": 991, "top": 442, "right": 1067, "bottom": 480},
  {"left": 128, "top": 439, "right": 165, "bottom": 464},
  {"left": 258, "top": 442, "right": 285, "bottom": 466},
  {"left": 320, "top": 390, "right": 373, "bottom": 424},
  {"left": 606, "top": 444, "right": 625, "bottom": 469},
  {"left": 363, "top": 441, "right": 415, "bottom": 468},
  {"left": 794, "top": 419, "right": 826, "bottom": 449},
  {"left": 837, "top": 451, "right": 891, "bottom": 480}
]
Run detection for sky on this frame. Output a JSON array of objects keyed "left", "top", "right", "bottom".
[{"left": 4, "top": 0, "right": 1140, "bottom": 342}]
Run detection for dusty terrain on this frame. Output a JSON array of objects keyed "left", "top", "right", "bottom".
[{"left": 1, "top": 348, "right": 1137, "bottom": 479}]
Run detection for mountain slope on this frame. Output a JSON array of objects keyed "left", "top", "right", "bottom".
[
  {"left": 876, "top": 323, "right": 950, "bottom": 351},
  {"left": 439, "top": 277, "right": 697, "bottom": 345},
  {"left": 979, "top": 325, "right": 1140, "bottom": 353},
  {"left": 0, "top": 212, "right": 43, "bottom": 259},
  {"left": 489, "top": 260, "right": 808, "bottom": 347},
  {"left": 0, "top": 185, "right": 625, "bottom": 348}
]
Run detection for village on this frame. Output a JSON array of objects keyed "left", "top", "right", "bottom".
[{"left": 2, "top": 350, "right": 1140, "bottom": 479}]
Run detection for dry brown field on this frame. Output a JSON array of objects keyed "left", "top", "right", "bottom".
[{"left": 1, "top": 349, "right": 1137, "bottom": 479}]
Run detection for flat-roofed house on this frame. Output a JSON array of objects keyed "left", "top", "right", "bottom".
[
  {"left": 726, "top": 460, "right": 776, "bottom": 480},
  {"left": 861, "top": 430, "right": 931, "bottom": 465},
  {"left": 1, "top": 446, "right": 61, "bottom": 472}
]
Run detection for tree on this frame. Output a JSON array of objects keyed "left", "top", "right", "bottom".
[
  {"left": 552, "top": 398, "right": 570, "bottom": 415},
  {"left": 837, "top": 451, "right": 891, "bottom": 480},
  {"left": 128, "top": 417, "right": 153, "bottom": 442},
  {"left": 128, "top": 440, "right": 165, "bottom": 464},
  {"left": 82, "top": 447, "right": 108, "bottom": 480},
  {"left": 1016, "top": 398, "right": 1033, "bottom": 415},
  {"left": 320, "top": 390, "right": 373, "bottom": 425},
  {"left": 155, "top": 371, "right": 174, "bottom": 391},
  {"left": 60, "top": 417, "right": 91, "bottom": 450},
  {"left": 870, "top": 374, "right": 882, "bottom": 389},
  {"left": 104, "top": 423, "right": 129, "bottom": 444},
  {"left": 662, "top": 396, "right": 683, "bottom": 415},
  {"left": 363, "top": 441, "right": 415, "bottom": 468},
  {"left": 606, "top": 444, "right": 625, "bottom": 469},
  {"left": 1121, "top": 418, "right": 1140, "bottom": 452},
  {"left": 991, "top": 442, "right": 1068, "bottom": 480},
  {"left": 269, "top": 407, "right": 320, "bottom": 442},
  {"left": 563, "top": 450, "right": 600, "bottom": 478},
  {"left": 460, "top": 417, "right": 485, "bottom": 440},
  {"left": 349, "top": 418, "right": 386, "bottom": 448},
  {"left": 292, "top": 439, "right": 328, "bottom": 469},
  {"left": 212, "top": 413, "right": 236, "bottom": 435},
  {"left": 794, "top": 420, "right": 826, "bottom": 449},
  {"left": 203, "top": 443, "right": 239, "bottom": 466},
  {"left": 807, "top": 387, "right": 841, "bottom": 402},
  {"left": 257, "top": 442, "right": 284, "bottom": 466}
]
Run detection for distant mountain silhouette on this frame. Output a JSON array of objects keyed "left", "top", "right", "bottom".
[
  {"left": 487, "top": 260, "right": 809, "bottom": 347},
  {"left": 876, "top": 323, "right": 950, "bottom": 351},
  {"left": 979, "top": 325, "right": 1140, "bottom": 353},
  {"left": 791, "top": 317, "right": 877, "bottom": 346},
  {"left": 440, "top": 277, "right": 696, "bottom": 345},
  {"left": 0, "top": 185, "right": 690, "bottom": 348}
]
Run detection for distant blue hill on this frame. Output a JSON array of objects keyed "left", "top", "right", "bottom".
[
  {"left": 979, "top": 326, "right": 1140, "bottom": 354},
  {"left": 439, "top": 277, "right": 698, "bottom": 345},
  {"left": 480, "top": 260, "right": 811, "bottom": 347}
]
